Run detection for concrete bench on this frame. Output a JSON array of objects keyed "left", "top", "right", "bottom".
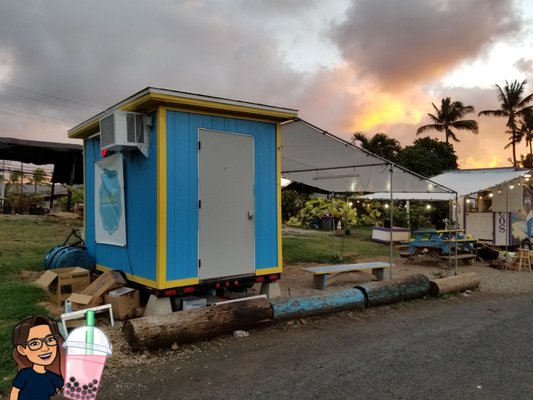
[{"left": 301, "top": 262, "right": 392, "bottom": 290}]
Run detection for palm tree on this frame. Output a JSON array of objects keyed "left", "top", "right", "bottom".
[
  {"left": 416, "top": 97, "right": 479, "bottom": 144},
  {"left": 29, "top": 168, "right": 47, "bottom": 195},
  {"left": 351, "top": 132, "right": 402, "bottom": 162},
  {"left": 8, "top": 171, "right": 23, "bottom": 194},
  {"left": 478, "top": 80, "right": 533, "bottom": 167},
  {"left": 520, "top": 108, "right": 533, "bottom": 160}
]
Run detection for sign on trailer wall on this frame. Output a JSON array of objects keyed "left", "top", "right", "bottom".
[{"left": 94, "top": 153, "right": 127, "bottom": 246}]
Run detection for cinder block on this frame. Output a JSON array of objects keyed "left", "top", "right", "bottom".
[{"left": 143, "top": 294, "right": 172, "bottom": 316}]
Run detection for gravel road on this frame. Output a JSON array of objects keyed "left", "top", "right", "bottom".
[{"left": 99, "top": 292, "right": 533, "bottom": 400}]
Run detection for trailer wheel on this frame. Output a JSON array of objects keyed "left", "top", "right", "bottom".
[{"left": 521, "top": 239, "right": 532, "bottom": 250}]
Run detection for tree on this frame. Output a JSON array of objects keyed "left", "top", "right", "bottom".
[
  {"left": 397, "top": 137, "right": 458, "bottom": 177},
  {"left": 8, "top": 171, "right": 23, "bottom": 194},
  {"left": 29, "top": 168, "right": 47, "bottom": 195},
  {"left": 416, "top": 97, "right": 479, "bottom": 144},
  {"left": 478, "top": 80, "right": 533, "bottom": 167},
  {"left": 519, "top": 108, "right": 533, "bottom": 161},
  {"left": 351, "top": 132, "right": 402, "bottom": 162}
]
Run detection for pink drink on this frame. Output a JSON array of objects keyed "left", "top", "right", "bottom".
[{"left": 63, "top": 354, "right": 106, "bottom": 400}]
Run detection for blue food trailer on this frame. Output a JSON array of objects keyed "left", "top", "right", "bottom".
[{"left": 68, "top": 87, "right": 297, "bottom": 296}]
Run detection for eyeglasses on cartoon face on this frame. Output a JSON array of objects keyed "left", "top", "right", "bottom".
[{"left": 25, "top": 335, "right": 58, "bottom": 351}]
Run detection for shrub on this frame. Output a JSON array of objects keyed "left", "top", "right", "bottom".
[
  {"left": 289, "top": 197, "right": 357, "bottom": 229},
  {"left": 281, "top": 190, "right": 307, "bottom": 221}
]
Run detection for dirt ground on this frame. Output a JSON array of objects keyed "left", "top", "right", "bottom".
[
  {"left": 278, "top": 255, "right": 533, "bottom": 296},
  {"left": 91, "top": 253, "right": 533, "bottom": 373}
]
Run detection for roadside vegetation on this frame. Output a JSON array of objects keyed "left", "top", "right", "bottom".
[{"left": 0, "top": 215, "right": 82, "bottom": 395}]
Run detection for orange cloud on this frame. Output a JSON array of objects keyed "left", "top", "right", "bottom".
[{"left": 350, "top": 93, "right": 425, "bottom": 132}]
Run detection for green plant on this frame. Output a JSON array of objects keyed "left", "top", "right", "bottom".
[
  {"left": 354, "top": 201, "right": 382, "bottom": 226},
  {"left": 6, "top": 193, "right": 32, "bottom": 213},
  {"left": 58, "top": 185, "right": 84, "bottom": 212},
  {"left": 281, "top": 190, "right": 307, "bottom": 221},
  {"left": 290, "top": 197, "right": 357, "bottom": 229}
]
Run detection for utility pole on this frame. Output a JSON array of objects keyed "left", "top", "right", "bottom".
[{"left": 0, "top": 159, "right": 4, "bottom": 210}]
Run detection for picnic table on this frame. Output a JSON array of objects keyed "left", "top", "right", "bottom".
[{"left": 403, "top": 229, "right": 477, "bottom": 265}]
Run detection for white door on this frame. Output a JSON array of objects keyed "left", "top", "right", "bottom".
[{"left": 198, "top": 129, "right": 255, "bottom": 280}]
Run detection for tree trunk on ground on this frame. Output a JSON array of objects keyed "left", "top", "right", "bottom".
[
  {"left": 122, "top": 297, "right": 273, "bottom": 351},
  {"left": 355, "top": 274, "right": 431, "bottom": 307},
  {"left": 429, "top": 272, "right": 481, "bottom": 297}
]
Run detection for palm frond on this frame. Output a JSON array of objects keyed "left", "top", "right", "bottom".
[
  {"left": 451, "top": 120, "right": 479, "bottom": 133},
  {"left": 446, "top": 130, "right": 461, "bottom": 142},
  {"left": 478, "top": 109, "right": 507, "bottom": 118},
  {"left": 416, "top": 124, "right": 444, "bottom": 135}
]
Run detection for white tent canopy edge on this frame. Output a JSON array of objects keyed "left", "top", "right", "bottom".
[
  {"left": 281, "top": 118, "right": 456, "bottom": 195},
  {"left": 358, "top": 168, "right": 532, "bottom": 201}
]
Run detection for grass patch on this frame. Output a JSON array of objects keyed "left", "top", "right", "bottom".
[
  {"left": 283, "top": 225, "right": 392, "bottom": 264},
  {"left": 0, "top": 215, "right": 82, "bottom": 394},
  {"left": 0, "top": 218, "right": 388, "bottom": 393}
]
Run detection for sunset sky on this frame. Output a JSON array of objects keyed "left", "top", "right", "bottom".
[{"left": 0, "top": 0, "right": 532, "bottom": 169}]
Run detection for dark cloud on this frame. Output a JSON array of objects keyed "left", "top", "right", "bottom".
[
  {"left": 0, "top": 0, "right": 304, "bottom": 140},
  {"left": 515, "top": 58, "right": 533, "bottom": 75},
  {"left": 331, "top": 0, "right": 522, "bottom": 91}
]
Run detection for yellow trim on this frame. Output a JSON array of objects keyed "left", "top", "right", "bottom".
[
  {"left": 96, "top": 265, "right": 199, "bottom": 289},
  {"left": 160, "top": 277, "right": 200, "bottom": 289},
  {"left": 69, "top": 91, "right": 297, "bottom": 139},
  {"left": 276, "top": 123, "right": 283, "bottom": 273},
  {"left": 82, "top": 141, "right": 87, "bottom": 242},
  {"left": 256, "top": 266, "right": 283, "bottom": 275},
  {"left": 159, "top": 105, "right": 289, "bottom": 125},
  {"left": 96, "top": 264, "right": 157, "bottom": 287},
  {"left": 156, "top": 106, "right": 167, "bottom": 289},
  {"left": 146, "top": 92, "right": 296, "bottom": 120}
]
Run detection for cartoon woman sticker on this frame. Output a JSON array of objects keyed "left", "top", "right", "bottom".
[{"left": 10, "top": 315, "right": 65, "bottom": 400}]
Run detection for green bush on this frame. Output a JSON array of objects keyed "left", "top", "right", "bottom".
[
  {"left": 281, "top": 190, "right": 307, "bottom": 221},
  {"left": 287, "top": 197, "right": 357, "bottom": 229},
  {"left": 354, "top": 201, "right": 382, "bottom": 226}
]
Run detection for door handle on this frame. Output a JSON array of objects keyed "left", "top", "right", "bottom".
[{"left": 248, "top": 210, "right": 254, "bottom": 220}]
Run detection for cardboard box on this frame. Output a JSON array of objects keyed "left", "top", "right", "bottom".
[
  {"left": 104, "top": 287, "right": 140, "bottom": 320},
  {"left": 68, "top": 270, "right": 126, "bottom": 311},
  {"left": 36, "top": 267, "right": 91, "bottom": 305}
]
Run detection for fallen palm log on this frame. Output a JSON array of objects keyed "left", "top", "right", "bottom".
[
  {"left": 355, "top": 274, "right": 431, "bottom": 307},
  {"left": 429, "top": 272, "right": 480, "bottom": 297},
  {"left": 123, "top": 297, "right": 273, "bottom": 350},
  {"left": 270, "top": 288, "right": 365, "bottom": 321}
]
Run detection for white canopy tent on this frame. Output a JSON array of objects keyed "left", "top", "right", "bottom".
[
  {"left": 280, "top": 118, "right": 457, "bottom": 276},
  {"left": 281, "top": 119, "right": 455, "bottom": 195},
  {"left": 359, "top": 168, "right": 532, "bottom": 201}
]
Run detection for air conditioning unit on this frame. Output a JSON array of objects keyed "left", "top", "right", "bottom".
[{"left": 99, "top": 110, "right": 147, "bottom": 152}]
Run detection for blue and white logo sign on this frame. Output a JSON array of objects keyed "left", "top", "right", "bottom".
[
  {"left": 95, "top": 153, "right": 127, "bottom": 246},
  {"left": 99, "top": 168, "right": 122, "bottom": 235}
]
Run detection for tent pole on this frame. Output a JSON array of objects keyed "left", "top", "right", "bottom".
[
  {"left": 389, "top": 165, "right": 393, "bottom": 280},
  {"left": 406, "top": 200, "right": 410, "bottom": 232},
  {"left": 454, "top": 194, "right": 459, "bottom": 275},
  {"left": 332, "top": 192, "right": 336, "bottom": 260}
]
